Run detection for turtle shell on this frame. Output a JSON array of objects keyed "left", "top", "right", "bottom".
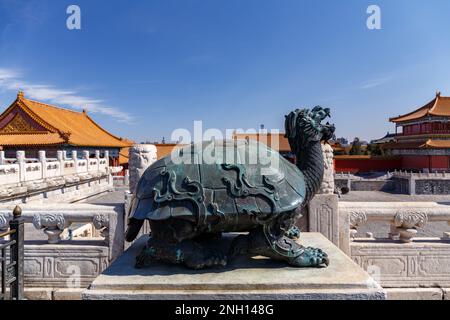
[{"left": 128, "top": 139, "right": 305, "bottom": 225}]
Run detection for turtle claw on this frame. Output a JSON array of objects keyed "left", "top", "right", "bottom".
[
  {"left": 289, "top": 246, "right": 329, "bottom": 268},
  {"left": 285, "top": 226, "right": 301, "bottom": 240}
]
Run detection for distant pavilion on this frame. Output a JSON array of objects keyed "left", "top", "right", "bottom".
[
  {"left": 385, "top": 92, "right": 450, "bottom": 171},
  {"left": 0, "top": 91, "right": 132, "bottom": 166}
]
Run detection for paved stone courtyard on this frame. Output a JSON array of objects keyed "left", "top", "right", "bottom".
[{"left": 85, "top": 188, "right": 127, "bottom": 206}]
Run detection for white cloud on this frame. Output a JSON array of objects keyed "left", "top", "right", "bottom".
[
  {"left": 0, "top": 68, "right": 133, "bottom": 123},
  {"left": 360, "top": 76, "right": 391, "bottom": 90}
]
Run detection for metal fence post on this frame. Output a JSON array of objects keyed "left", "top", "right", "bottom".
[
  {"left": 1, "top": 242, "right": 6, "bottom": 299},
  {"left": 9, "top": 206, "right": 24, "bottom": 300}
]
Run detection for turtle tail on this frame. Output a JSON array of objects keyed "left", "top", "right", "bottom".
[{"left": 125, "top": 218, "right": 144, "bottom": 242}]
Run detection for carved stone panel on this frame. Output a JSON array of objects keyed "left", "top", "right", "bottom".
[
  {"left": 415, "top": 180, "right": 450, "bottom": 195},
  {"left": 308, "top": 194, "right": 339, "bottom": 247},
  {"left": 23, "top": 244, "right": 109, "bottom": 288},
  {"left": 351, "top": 241, "right": 450, "bottom": 287},
  {"left": 319, "top": 143, "right": 334, "bottom": 195}
]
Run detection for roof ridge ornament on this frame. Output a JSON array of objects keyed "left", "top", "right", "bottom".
[
  {"left": 436, "top": 91, "right": 441, "bottom": 98},
  {"left": 58, "top": 130, "right": 72, "bottom": 142},
  {"left": 17, "top": 91, "right": 24, "bottom": 100}
]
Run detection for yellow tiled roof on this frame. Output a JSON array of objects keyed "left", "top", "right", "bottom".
[
  {"left": 0, "top": 92, "right": 132, "bottom": 148},
  {"left": 119, "top": 147, "right": 130, "bottom": 165},
  {"left": 390, "top": 92, "right": 450, "bottom": 123},
  {"left": 232, "top": 133, "right": 292, "bottom": 152},
  {"left": 0, "top": 133, "right": 64, "bottom": 146},
  {"left": 424, "top": 139, "right": 450, "bottom": 148}
]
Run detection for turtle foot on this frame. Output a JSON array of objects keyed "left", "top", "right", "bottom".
[
  {"left": 289, "top": 246, "right": 329, "bottom": 268},
  {"left": 185, "top": 248, "right": 227, "bottom": 270},
  {"left": 135, "top": 246, "right": 157, "bottom": 269},
  {"left": 228, "top": 234, "right": 250, "bottom": 257},
  {"left": 285, "top": 226, "right": 301, "bottom": 240}
]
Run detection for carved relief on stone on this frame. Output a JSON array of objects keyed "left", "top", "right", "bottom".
[
  {"left": 0, "top": 167, "right": 17, "bottom": 175},
  {"left": 391, "top": 210, "right": 428, "bottom": 243},
  {"left": 128, "top": 144, "right": 157, "bottom": 194},
  {"left": 33, "top": 213, "right": 70, "bottom": 244},
  {"left": 319, "top": 143, "right": 334, "bottom": 195},
  {"left": 93, "top": 213, "right": 109, "bottom": 239},
  {"left": 349, "top": 211, "right": 368, "bottom": 239}
]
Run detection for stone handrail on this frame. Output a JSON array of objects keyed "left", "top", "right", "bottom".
[
  {"left": 392, "top": 170, "right": 450, "bottom": 179},
  {"left": 0, "top": 150, "right": 111, "bottom": 188},
  {"left": 0, "top": 204, "right": 124, "bottom": 261},
  {"left": 340, "top": 201, "right": 450, "bottom": 288},
  {"left": 340, "top": 202, "right": 450, "bottom": 243},
  {"left": 335, "top": 172, "right": 394, "bottom": 180}
]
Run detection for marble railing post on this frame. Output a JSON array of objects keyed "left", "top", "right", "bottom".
[
  {"left": 0, "top": 151, "right": 5, "bottom": 165},
  {"left": 129, "top": 144, "right": 157, "bottom": 194},
  {"left": 95, "top": 150, "right": 100, "bottom": 171},
  {"left": 308, "top": 143, "right": 340, "bottom": 248},
  {"left": 409, "top": 175, "right": 416, "bottom": 195},
  {"left": 39, "top": 150, "right": 47, "bottom": 179},
  {"left": 83, "top": 151, "right": 90, "bottom": 171},
  {"left": 124, "top": 169, "right": 130, "bottom": 186},
  {"left": 72, "top": 150, "right": 78, "bottom": 173},
  {"left": 104, "top": 150, "right": 109, "bottom": 173},
  {"left": 16, "top": 151, "right": 26, "bottom": 182},
  {"left": 57, "top": 151, "right": 65, "bottom": 176}
]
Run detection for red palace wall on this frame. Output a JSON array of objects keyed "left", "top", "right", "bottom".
[
  {"left": 402, "top": 155, "right": 450, "bottom": 171},
  {"left": 401, "top": 156, "right": 430, "bottom": 171},
  {"left": 334, "top": 156, "right": 402, "bottom": 173},
  {"left": 431, "top": 156, "right": 450, "bottom": 169},
  {"left": 335, "top": 155, "right": 450, "bottom": 173}
]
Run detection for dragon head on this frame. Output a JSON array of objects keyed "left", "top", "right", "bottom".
[{"left": 285, "top": 106, "right": 335, "bottom": 153}]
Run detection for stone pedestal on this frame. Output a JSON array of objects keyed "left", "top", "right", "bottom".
[
  {"left": 308, "top": 194, "right": 341, "bottom": 247},
  {"left": 82, "top": 233, "right": 385, "bottom": 300}
]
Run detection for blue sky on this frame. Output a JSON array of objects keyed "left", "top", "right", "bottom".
[{"left": 1, "top": 0, "right": 450, "bottom": 143}]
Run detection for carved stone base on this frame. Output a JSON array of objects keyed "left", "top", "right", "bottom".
[{"left": 83, "top": 233, "right": 386, "bottom": 300}]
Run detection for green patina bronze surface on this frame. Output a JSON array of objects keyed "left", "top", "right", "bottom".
[{"left": 126, "top": 107, "right": 335, "bottom": 270}]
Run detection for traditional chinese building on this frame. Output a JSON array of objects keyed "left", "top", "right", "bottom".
[
  {"left": 385, "top": 92, "right": 450, "bottom": 171},
  {"left": 0, "top": 91, "right": 132, "bottom": 166},
  {"left": 232, "top": 132, "right": 294, "bottom": 161}
]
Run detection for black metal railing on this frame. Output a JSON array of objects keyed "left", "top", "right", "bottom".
[{"left": 0, "top": 206, "right": 24, "bottom": 300}]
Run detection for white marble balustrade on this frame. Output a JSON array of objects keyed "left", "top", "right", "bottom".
[
  {"left": 0, "top": 204, "right": 124, "bottom": 291},
  {"left": 339, "top": 201, "right": 450, "bottom": 288},
  {"left": 0, "top": 150, "right": 111, "bottom": 187}
]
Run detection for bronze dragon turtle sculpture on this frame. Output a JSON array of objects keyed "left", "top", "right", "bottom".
[{"left": 126, "top": 106, "right": 335, "bottom": 269}]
